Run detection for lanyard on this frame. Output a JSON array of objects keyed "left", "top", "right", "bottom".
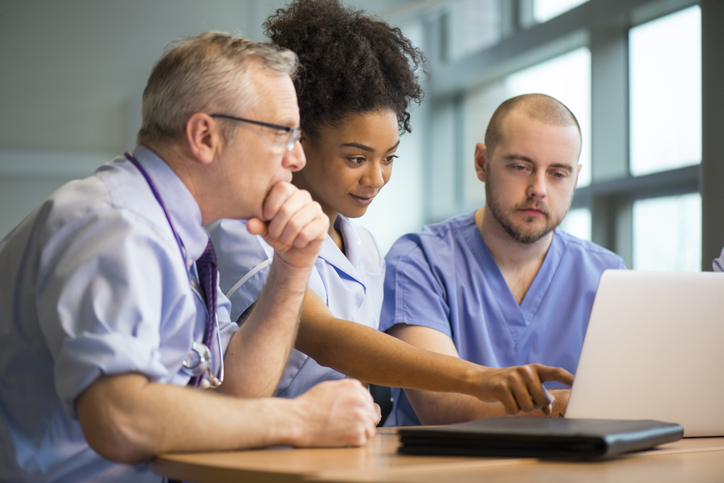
[
  {"left": 124, "top": 152, "right": 187, "bottom": 265},
  {"left": 124, "top": 152, "right": 223, "bottom": 387}
]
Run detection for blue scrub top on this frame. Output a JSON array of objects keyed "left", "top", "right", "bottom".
[
  {"left": 209, "top": 214, "right": 385, "bottom": 398},
  {"left": 379, "top": 212, "right": 626, "bottom": 426}
]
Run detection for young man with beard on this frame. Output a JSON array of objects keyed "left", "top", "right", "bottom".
[{"left": 381, "top": 93, "right": 626, "bottom": 426}]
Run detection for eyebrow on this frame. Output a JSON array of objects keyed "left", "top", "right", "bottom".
[
  {"left": 340, "top": 139, "right": 400, "bottom": 153},
  {"left": 504, "top": 154, "right": 575, "bottom": 173}
]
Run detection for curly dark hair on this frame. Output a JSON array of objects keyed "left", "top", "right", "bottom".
[{"left": 264, "top": 0, "right": 426, "bottom": 137}]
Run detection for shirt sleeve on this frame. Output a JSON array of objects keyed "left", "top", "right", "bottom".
[
  {"left": 208, "top": 219, "right": 274, "bottom": 322},
  {"left": 713, "top": 247, "right": 724, "bottom": 272},
  {"left": 379, "top": 235, "right": 453, "bottom": 338},
  {"left": 36, "top": 206, "right": 193, "bottom": 418}
]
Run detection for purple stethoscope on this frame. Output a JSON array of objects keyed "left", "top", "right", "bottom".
[{"left": 124, "top": 152, "right": 224, "bottom": 388}]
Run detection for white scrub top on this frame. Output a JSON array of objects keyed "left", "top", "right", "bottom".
[{"left": 209, "top": 214, "right": 385, "bottom": 397}]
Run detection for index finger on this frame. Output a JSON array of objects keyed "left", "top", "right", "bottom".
[
  {"left": 246, "top": 217, "right": 269, "bottom": 237},
  {"left": 534, "top": 365, "right": 574, "bottom": 387},
  {"left": 262, "top": 182, "right": 298, "bottom": 222}
]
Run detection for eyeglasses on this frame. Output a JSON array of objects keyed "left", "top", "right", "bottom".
[{"left": 210, "top": 113, "right": 301, "bottom": 152}]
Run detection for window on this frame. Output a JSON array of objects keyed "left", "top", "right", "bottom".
[
  {"left": 448, "top": 0, "right": 502, "bottom": 60},
  {"left": 533, "top": 0, "right": 588, "bottom": 23},
  {"left": 416, "top": 0, "right": 718, "bottom": 271},
  {"left": 629, "top": 6, "right": 701, "bottom": 177},
  {"left": 558, "top": 207, "right": 591, "bottom": 241},
  {"left": 632, "top": 193, "right": 701, "bottom": 271}
]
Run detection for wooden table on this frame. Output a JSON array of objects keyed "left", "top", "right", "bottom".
[{"left": 151, "top": 428, "right": 724, "bottom": 483}]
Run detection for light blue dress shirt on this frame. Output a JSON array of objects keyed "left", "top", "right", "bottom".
[
  {"left": 0, "top": 146, "right": 236, "bottom": 483},
  {"left": 379, "top": 212, "right": 626, "bottom": 426},
  {"left": 209, "top": 214, "right": 385, "bottom": 398}
]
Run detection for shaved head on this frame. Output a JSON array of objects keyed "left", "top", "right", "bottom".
[{"left": 484, "top": 93, "right": 581, "bottom": 158}]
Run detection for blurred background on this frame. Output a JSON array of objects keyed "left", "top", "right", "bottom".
[{"left": 1, "top": 0, "right": 721, "bottom": 270}]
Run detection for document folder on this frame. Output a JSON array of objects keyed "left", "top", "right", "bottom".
[{"left": 398, "top": 418, "right": 683, "bottom": 459}]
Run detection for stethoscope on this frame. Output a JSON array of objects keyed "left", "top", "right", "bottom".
[{"left": 125, "top": 152, "right": 224, "bottom": 388}]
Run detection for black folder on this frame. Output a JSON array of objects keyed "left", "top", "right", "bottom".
[{"left": 398, "top": 418, "right": 683, "bottom": 459}]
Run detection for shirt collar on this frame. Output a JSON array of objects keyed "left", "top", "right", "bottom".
[
  {"left": 131, "top": 145, "right": 208, "bottom": 263},
  {"left": 336, "top": 215, "right": 364, "bottom": 267},
  {"left": 318, "top": 215, "right": 363, "bottom": 280}
]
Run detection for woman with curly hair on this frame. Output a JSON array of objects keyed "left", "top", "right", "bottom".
[{"left": 209, "top": 0, "right": 571, "bottom": 424}]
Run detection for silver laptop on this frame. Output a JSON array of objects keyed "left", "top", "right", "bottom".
[{"left": 565, "top": 270, "right": 724, "bottom": 437}]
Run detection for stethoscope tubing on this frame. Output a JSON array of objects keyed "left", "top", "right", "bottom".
[{"left": 124, "top": 152, "right": 224, "bottom": 386}]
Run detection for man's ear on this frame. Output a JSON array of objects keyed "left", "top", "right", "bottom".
[
  {"left": 474, "top": 142, "right": 489, "bottom": 182},
  {"left": 186, "top": 113, "right": 220, "bottom": 166}
]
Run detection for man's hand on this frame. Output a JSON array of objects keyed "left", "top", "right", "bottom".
[
  {"left": 473, "top": 364, "right": 573, "bottom": 415},
  {"left": 288, "top": 379, "right": 379, "bottom": 447},
  {"left": 246, "top": 182, "right": 328, "bottom": 270},
  {"left": 545, "top": 389, "right": 570, "bottom": 418},
  {"left": 224, "top": 182, "right": 327, "bottom": 398}
]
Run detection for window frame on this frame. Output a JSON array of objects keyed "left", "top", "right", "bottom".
[{"left": 413, "top": 0, "right": 721, "bottom": 270}]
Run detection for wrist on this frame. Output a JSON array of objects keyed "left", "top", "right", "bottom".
[
  {"left": 260, "top": 257, "right": 313, "bottom": 302},
  {"left": 274, "top": 397, "right": 311, "bottom": 447},
  {"left": 268, "top": 255, "right": 315, "bottom": 287},
  {"left": 463, "top": 363, "right": 492, "bottom": 399}
]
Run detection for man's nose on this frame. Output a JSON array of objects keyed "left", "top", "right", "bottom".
[
  {"left": 526, "top": 171, "right": 547, "bottom": 200},
  {"left": 283, "top": 139, "right": 306, "bottom": 172}
]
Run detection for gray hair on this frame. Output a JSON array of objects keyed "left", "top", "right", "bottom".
[{"left": 138, "top": 31, "right": 298, "bottom": 143}]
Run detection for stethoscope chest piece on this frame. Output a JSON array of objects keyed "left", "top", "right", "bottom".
[{"left": 181, "top": 341, "right": 211, "bottom": 377}]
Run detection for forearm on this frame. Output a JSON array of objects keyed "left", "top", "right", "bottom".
[
  {"left": 219, "top": 182, "right": 328, "bottom": 397},
  {"left": 220, "top": 258, "right": 311, "bottom": 397},
  {"left": 76, "top": 374, "right": 302, "bottom": 464},
  {"left": 298, "top": 317, "right": 567, "bottom": 424},
  {"left": 405, "top": 389, "right": 569, "bottom": 426},
  {"left": 297, "top": 314, "right": 483, "bottom": 394},
  {"left": 381, "top": 323, "right": 574, "bottom": 420}
]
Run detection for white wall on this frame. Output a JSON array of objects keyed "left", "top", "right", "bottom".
[{"left": 353, "top": 18, "right": 427, "bottom": 253}]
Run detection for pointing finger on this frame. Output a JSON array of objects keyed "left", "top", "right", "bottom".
[{"left": 535, "top": 365, "right": 574, "bottom": 387}]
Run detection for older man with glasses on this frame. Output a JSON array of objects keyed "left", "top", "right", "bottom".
[{"left": 0, "top": 32, "right": 378, "bottom": 483}]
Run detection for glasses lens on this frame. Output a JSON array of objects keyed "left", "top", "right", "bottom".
[{"left": 285, "top": 129, "right": 301, "bottom": 152}]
